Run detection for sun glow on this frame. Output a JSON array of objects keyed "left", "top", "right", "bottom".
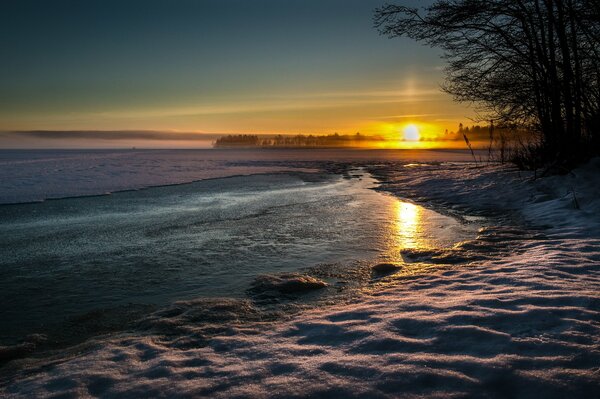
[{"left": 403, "top": 124, "right": 421, "bottom": 141}]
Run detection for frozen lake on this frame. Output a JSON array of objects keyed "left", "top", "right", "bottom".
[{"left": 0, "top": 170, "right": 477, "bottom": 346}]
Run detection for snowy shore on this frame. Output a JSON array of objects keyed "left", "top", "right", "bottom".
[{"left": 2, "top": 159, "right": 599, "bottom": 398}]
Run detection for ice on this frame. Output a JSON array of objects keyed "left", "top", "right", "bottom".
[
  {"left": 0, "top": 149, "right": 315, "bottom": 204},
  {"left": 0, "top": 148, "right": 484, "bottom": 204},
  {"left": 1, "top": 157, "right": 599, "bottom": 398},
  {"left": 0, "top": 167, "right": 475, "bottom": 347}
]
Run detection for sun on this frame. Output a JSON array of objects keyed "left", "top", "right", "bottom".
[{"left": 403, "top": 124, "right": 420, "bottom": 141}]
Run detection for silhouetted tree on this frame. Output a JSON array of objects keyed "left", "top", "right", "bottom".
[{"left": 375, "top": 0, "right": 600, "bottom": 168}]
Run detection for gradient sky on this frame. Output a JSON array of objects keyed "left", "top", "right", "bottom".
[{"left": 0, "top": 0, "right": 475, "bottom": 147}]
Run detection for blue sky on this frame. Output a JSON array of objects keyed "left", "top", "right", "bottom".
[{"left": 0, "top": 0, "right": 472, "bottom": 142}]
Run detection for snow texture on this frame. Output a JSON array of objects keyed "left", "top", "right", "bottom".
[{"left": 2, "top": 159, "right": 599, "bottom": 398}]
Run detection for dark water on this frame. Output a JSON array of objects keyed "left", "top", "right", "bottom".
[{"left": 0, "top": 167, "right": 478, "bottom": 345}]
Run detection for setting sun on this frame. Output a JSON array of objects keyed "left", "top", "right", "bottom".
[{"left": 403, "top": 124, "right": 421, "bottom": 141}]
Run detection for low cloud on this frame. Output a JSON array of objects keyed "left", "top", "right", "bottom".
[{"left": 2, "top": 130, "right": 221, "bottom": 141}]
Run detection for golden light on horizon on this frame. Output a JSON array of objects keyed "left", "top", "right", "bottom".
[{"left": 368, "top": 120, "right": 459, "bottom": 149}]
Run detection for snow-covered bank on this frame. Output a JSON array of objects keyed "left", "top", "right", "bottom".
[
  {"left": 369, "top": 158, "right": 600, "bottom": 235},
  {"left": 2, "top": 160, "right": 599, "bottom": 398}
]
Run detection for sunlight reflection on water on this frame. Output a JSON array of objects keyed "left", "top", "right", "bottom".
[
  {"left": 395, "top": 201, "right": 422, "bottom": 250},
  {"left": 379, "top": 195, "right": 476, "bottom": 264},
  {"left": 0, "top": 171, "right": 478, "bottom": 345}
]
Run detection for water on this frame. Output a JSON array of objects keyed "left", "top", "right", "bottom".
[{"left": 0, "top": 150, "right": 480, "bottom": 346}]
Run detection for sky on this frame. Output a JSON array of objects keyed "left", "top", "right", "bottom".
[{"left": 0, "top": 0, "right": 475, "bottom": 148}]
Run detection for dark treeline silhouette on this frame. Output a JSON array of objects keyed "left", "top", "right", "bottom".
[
  {"left": 213, "top": 134, "right": 262, "bottom": 147},
  {"left": 214, "top": 133, "right": 385, "bottom": 148},
  {"left": 375, "top": 0, "right": 600, "bottom": 169},
  {"left": 444, "top": 123, "right": 534, "bottom": 164}
]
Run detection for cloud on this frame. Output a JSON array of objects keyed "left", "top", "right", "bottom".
[
  {"left": 70, "top": 88, "right": 446, "bottom": 120},
  {"left": 373, "top": 114, "right": 438, "bottom": 120},
  {"left": 1, "top": 130, "right": 221, "bottom": 141}
]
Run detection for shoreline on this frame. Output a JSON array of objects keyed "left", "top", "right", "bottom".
[
  {"left": 0, "top": 168, "right": 485, "bottom": 368},
  {"left": 1, "top": 159, "right": 599, "bottom": 397}
]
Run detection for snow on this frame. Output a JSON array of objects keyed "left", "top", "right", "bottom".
[
  {"left": 0, "top": 149, "right": 315, "bottom": 204},
  {"left": 2, "top": 159, "right": 599, "bottom": 398}
]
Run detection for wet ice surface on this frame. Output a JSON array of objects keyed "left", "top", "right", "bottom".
[
  {"left": 0, "top": 148, "right": 478, "bottom": 204},
  {"left": 4, "top": 151, "right": 597, "bottom": 398},
  {"left": 0, "top": 170, "right": 477, "bottom": 347},
  {"left": 0, "top": 149, "right": 316, "bottom": 204}
]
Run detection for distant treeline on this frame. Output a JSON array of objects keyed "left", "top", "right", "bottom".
[{"left": 213, "top": 133, "right": 384, "bottom": 148}]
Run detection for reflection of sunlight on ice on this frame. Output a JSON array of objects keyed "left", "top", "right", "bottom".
[{"left": 395, "top": 201, "right": 422, "bottom": 249}]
